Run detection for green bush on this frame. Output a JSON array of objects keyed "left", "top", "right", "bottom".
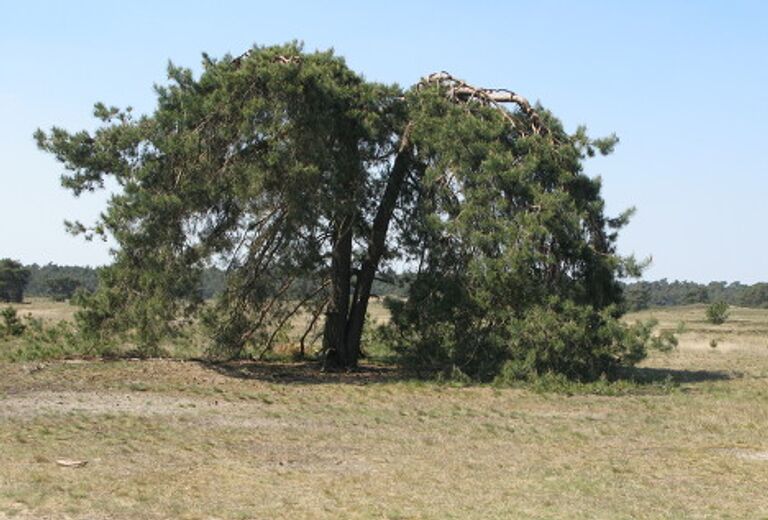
[
  {"left": 1, "top": 307, "right": 26, "bottom": 336},
  {"left": 385, "top": 293, "right": 678, "bottom": 383},
  {"left": 0, "top": 310, "right": 110, "bottom": 362},
  {"left": 360, "top": 319, "right": 395, "bottom": 363},
  {"left": 706, "top": 301, "right": 729, "bottom": 325}
]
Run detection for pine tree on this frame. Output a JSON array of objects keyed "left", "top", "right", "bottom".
[{"left": 36, "top": 43, "right": 648, "bottom": 377}]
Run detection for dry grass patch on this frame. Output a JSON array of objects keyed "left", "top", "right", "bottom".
[
  {"left": 1, "top": 305, "right": 768, "bottom": 518},
  {"left": 3, "top": 298, "right": 77, "bottom": 323}
]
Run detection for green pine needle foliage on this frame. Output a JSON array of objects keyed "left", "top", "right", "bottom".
[
  {"left": 706, "top": 301, "right": 730, "bottom": 325},
  {"left": 35, "top": 42, "right": 667, "bottom": 379}
]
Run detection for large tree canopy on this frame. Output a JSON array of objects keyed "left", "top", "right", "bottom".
[{"left": 36, "top": 43, "right": 659, "bottom": 378}]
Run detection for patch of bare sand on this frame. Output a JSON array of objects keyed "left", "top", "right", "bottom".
[
  {"left": 0, "top": 390, "right": 283, "bottom": 430},
  {"left": 727, "top": 448, "right": 768, "bottom": 462}
]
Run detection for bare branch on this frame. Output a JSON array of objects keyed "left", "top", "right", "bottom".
[
  {"left": 258, "top": 279, "right": 331, "bottom": 359},
  {"left": 418, "top": 72, "right": 547, "bottom": 136},
  {"left": 299, "top": 299, "right": 328, "bottom": 357}
]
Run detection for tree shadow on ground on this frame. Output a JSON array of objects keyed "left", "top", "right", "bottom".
[
  {"left": 197, "top": 359, "right": 416, "bottom": 386},
  {"left": 198, "top": 359, "right": 736, "bottom": 388},
  {"left": 613, "top": 366, "right": 734, "bottom": 385}
]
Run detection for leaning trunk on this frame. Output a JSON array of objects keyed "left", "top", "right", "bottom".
[
  {"left": 345, "top": 132, "right": 414, "bottom": 358},
  {"left": 323, "top": 127, "right": 413, "bottom": 369}
]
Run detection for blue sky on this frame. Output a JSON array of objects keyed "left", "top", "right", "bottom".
[{"left": 1, "top": 1, "right": 766, "bottom": 282}]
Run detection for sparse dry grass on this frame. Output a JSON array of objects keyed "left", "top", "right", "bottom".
[
  {"left": 630, "top": 303, "right": 768, "bottom": 352},
  {"left": 3, "top": 298, "right": 77, "bottom": 323},
  {"left": 1, "top": 304, "right": 768, "bottom": 518},
  {"left": 0, "top": 298, "right": 391, "bottom": 360}
]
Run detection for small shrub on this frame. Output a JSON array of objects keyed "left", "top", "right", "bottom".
[
  {"left": 361, "top": 320, "right": 395, "bottom": 363},
  {"left": 1, "top": 307, "right": 26, "bottom": 336},
  {"left": 709, "top": 338, "right": 718, "bottom": 349},
  {"left": 706, "top": 301, "right": 730, "bottom": 325},
  {"left": 0, "top": 311, "right": 110, "bottom": 362}
]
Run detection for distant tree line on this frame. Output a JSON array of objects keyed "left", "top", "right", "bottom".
[
  {"left": 21, "top": 264, "right": 411, "bottom": 302},
  {"left": 13, "top": 263, "right": 768, "bottom": 310},
  {"left": 24, "top": 264, "right": 100, "bottom": 300},
  {"left": 622, "top": 279, "right": 768, "bottom": 311}
]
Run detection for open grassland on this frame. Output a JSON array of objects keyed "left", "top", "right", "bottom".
[
  {"left": 4, "top": 298, "right": 77, "bottom": 323},
  {"left": 1, "top": 303, "right": 768, "bottom": 518},
  {"left": 6, "top": 297, "right": 392, "bottom": 328},
  {"left": 1, "top": 298, "right": 392, "bottom": 361}
]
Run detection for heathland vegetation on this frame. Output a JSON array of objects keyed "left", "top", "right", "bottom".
[
  {"left": 2, "top": 41, "right": 768, "bottom": 519},
  {"left": 2, "top": 299, "right": 768, "bottom": 518}
]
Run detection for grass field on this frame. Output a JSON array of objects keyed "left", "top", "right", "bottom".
[
  {"left": 3, "top": 298, "right": 77, "bottom": 323},
  {"left": 2, "top": 302, "right": 768, "bottom": 518}
]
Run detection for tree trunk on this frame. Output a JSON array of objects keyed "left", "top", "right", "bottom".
[
  {"left": 323, "top": 127, "right": 413, "bottom": 369},
  {"left": 322, "top": 217, "right": 355, "bottom": 368},
  {"left": 344, "top": 132, "right": 414, "bottom": 360},
  {"left": 322, "top": 131, "right": 361, "bottom": 369}
]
